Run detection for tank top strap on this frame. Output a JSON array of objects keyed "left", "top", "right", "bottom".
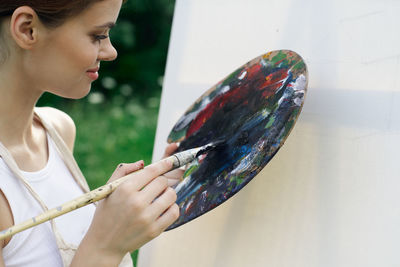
[{"left": 33, "top": 108, "right": 90, "bottom": 194}]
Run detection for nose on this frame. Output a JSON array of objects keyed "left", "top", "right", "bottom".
[{"left": 98, "top": 39, "right": 118, "bottom": 61}]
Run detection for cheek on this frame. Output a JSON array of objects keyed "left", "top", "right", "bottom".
[
  {"left": 26, "top": 43, "right": 98, "bottom": 95},
  {"left": 36, "top": 41, "right": 98, "bottom": 83},
  {"left": 57, "top": 38, "right": 99, "bottom": 70}
]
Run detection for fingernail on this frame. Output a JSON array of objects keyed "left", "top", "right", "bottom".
[{"left": 165, "top": 157, "right": 175, "bottom": 167}]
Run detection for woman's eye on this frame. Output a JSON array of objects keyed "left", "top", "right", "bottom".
[{"left": 93, "top": 34, "right": 109, "bottom": 42}]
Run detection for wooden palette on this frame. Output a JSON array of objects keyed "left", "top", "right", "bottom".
[{"left": 166, "top": 50, "right": 308, "bottom": 230}]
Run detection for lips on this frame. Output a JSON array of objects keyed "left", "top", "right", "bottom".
[{"left": 86, "top": 67, "right": 100, "bottom": 80}]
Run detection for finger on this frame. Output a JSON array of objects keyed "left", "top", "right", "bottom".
[
  {"left": 140, "top": 176, "right": 169, "bottom": 203},
  {"left": 166, "top": 177, "right": 181, "bottom": 187},
  {"left": 163, "top": 168, "right": 184, "bottom": 179},
  {"left": 162, "top": 169, "right": 184, "bottom": 186},
  {"left": 163, "top": 143, "right": 179, "bottom": 158},
  {"left": 154, "top": 203, "right": 180, "bottom": 231},
  {"left": 148, "top": 187, "right": 177, "bottom": 216},
  {"left": 126, "top": 158, "right": 174, "bottom": 190},
  {"left": 108, "top": 160, "right": 144, "bottom": 183}
]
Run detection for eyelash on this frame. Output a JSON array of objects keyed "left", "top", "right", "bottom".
[{"left": 92, "top": 34, "right": 109, "bottom": 43}]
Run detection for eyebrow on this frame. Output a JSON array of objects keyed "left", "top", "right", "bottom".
[{"left": 95, "top": 22, "right": 116, "bottom": 29}]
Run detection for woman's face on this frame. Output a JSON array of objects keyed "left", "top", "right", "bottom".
[{"left": 27, "top": 0, "right": 123, "bottom": 99}]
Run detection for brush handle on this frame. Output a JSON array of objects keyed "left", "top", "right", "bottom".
[
  {"left": 0, "top": 173, "right": 130, "bottom": 241},
  {"left": 0, "top": 147, "right": 203, "bottom": 241}
]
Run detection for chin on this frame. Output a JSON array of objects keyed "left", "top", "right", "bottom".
[
  {"left": 75, "top": 87, "right": 92, "bottom": 99},
  {"left": 55, "top": 85, "right": 92, "bottom": 100}
]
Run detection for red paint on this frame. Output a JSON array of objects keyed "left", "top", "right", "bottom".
[
  {"left": 260, "top": 69, "right": 288, "bottom": 97},
  {"left": 246, "top": 63, "right": 262, "bottom": 80},
  {"left": 261, "top": 69, "right": 288, "bottom": 89},
  {"left": 186, "top": 64, "right": 289, "bottom": 137},
  {"left": 186, "top": 85, "right": 246, "bottom": 137}
]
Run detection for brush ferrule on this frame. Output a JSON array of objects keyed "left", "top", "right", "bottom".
[{"left": 171, "top": 147, "right": 201, "bottom": 169}]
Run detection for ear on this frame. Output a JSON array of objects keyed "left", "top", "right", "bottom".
[{"left": 9, "top": 6, "right": 41, "bottom": 50}]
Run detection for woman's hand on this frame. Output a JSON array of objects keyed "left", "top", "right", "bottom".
[
  {"left": 162, "top": 143, "right": 185, "bottom": 187},
  {"left": 72, "top": 159, "right": 180, "bottom": 267}
]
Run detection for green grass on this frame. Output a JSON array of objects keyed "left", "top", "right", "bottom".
[{"left": 62, "top": 97, "right": 160, "bottom": 265}]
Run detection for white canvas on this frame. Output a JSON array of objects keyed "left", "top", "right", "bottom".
[{"left": 138, "top": 0, "right": 400, "bottom": 266}]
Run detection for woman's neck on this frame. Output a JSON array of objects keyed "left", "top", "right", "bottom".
[{"left": 0, "top": 60, "right": 43, "bottom": 147}]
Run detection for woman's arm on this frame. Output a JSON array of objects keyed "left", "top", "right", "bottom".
[
  {"left": 71, "top": 159, "right": 179, "bottom": 266},
  {"left": 0, "top": 190, "right": 14, "bottom": 267}
]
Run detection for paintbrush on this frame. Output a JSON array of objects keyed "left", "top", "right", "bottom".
[{"left": 0, "top": 142, "right": 220, "bottom": 241}]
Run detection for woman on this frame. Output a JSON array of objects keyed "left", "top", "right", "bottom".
[{"left": 0, "top": 0, "right": 180, "bottom": 266}]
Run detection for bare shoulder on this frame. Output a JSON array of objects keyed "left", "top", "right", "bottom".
[{"left": 35, "top": 107, "right": 76, "bottom": 152}]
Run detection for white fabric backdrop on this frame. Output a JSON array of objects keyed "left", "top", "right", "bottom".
[{"left": 138, "top": 0, "right": 400, "bottom": 266}]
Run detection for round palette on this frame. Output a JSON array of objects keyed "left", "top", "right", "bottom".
[{"left": 166, "top": 50, "right": 308, "bottom": 230}]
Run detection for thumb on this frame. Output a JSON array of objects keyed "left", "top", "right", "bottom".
[
  {"left": 163, "top": 143, "right": 179, "bottom": 158},
  {"left": 107, "top": 160, "right": 145, "bottom": 184}
]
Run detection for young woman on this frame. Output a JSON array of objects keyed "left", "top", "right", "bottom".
[{"left": 0, "top": 1, "right": 180, "bottom": 266}]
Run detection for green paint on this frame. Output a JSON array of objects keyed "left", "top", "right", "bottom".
[
  {"left": 233, "top": 175, "right": 244, "bottom": 185},
  {"left": 220, "top": 67, "right": 244, "bottom": 88},
  {"left": 292, "top": 60, "right": 306, "bottom": 71},
  {"left": 183, "top": 163, "right": 200, "bottom": 177},
  {"left": 168, "top": 130, "right": 186, "bottom": 143},
  {"left": 189, "top": 101, "right": 204, "bottom": 113},
  {"left": 271, "top": 51, "right": 287, "bottom": 64},
  {"left": 265, "top": 116, "right": 276, "bottom": 128}
]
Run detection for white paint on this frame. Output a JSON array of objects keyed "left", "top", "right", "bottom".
[
  {"left": 238, "top": 71, "right": 247, "bottom": 80},
  {"left": 138, "top": 0, "right": 400, "bottom": 266}
]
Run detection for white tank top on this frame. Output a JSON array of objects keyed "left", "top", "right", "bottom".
[
  {"left": 0, "top": 133, "right": 96, "bottom": 266},
  {"left": 0, "top": 110, "right": 133, "bottom": 267}
]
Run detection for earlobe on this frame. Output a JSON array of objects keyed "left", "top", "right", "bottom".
[{"left": 10, "top": 6, "right": 40, "bottom": 50}]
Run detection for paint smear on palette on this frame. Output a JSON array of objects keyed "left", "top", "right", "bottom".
[{"left": 166, "top": 50, "right": 308, "bottom": 230}]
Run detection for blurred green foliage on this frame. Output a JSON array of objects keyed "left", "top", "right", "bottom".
[
  {"left": 69, "top": 99, "right": 160, "bottom": 189},
  {"left": 37, "top": 1, "right": 176, "bottom": 264}
]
